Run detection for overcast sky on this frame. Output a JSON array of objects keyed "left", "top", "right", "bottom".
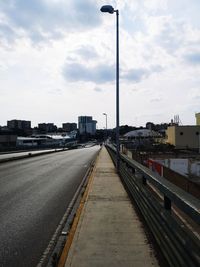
[{"left": 0, "top": 0, "right": 200, "bottom": 128}]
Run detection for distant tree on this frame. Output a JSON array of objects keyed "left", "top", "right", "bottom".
[
  {"left": 94, "top": 129, "right": 104, "bottom": 141},
  {"left": 146, "top": 122, "right": 155, "bottom": 130},
  {"left": 119, "top": 125, "right": 136, "bottom": 135},
  {"left": 145, "top": 122, "right": 170, "bottom": 132},
  {"left": 57, "top": 128, "right": 65, "bottom": 133}
]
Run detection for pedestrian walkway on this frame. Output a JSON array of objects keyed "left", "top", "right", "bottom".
[{"left": 64, "top": 146, "right": 160, "bottom": 267}]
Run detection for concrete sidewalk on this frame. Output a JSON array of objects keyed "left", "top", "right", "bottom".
[{"left": 64, "top": 147, "right": 160, "bottom": 267}]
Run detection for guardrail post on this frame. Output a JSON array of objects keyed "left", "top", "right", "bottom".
[
  {"left": 123, "top": 160, "right": 135, "bottom": 175},
  {"left": 142, "top": 175, "right": 147, "bottom": 185},
  {"left": 164, "top": 195, "right": 171, "bottom": 210},
  {"left": 131, "top": 167, "right": 135, "bottom": 174}
]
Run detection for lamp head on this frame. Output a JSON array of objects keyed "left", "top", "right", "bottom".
[{"left": 100, "top": 5, "right": 114, "bottom": 14}]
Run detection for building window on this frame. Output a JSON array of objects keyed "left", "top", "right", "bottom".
[{"left": 180, "top": 132, "right": 183, "bottom": 135}]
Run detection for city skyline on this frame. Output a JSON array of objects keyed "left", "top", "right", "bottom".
[{"left": 0, "top": 0, "right": 200, "bottom": 128}]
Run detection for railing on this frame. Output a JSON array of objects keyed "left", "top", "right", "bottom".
[{"left": 106, "top": 144, "right": 200, "bottom": 267}]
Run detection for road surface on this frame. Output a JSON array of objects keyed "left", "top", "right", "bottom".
[
  {"left": 0, "top": 146, "right": 99, "bottom": 267},
  {"left": 0, "top": 148, "right": 64, "bottom": 161}
]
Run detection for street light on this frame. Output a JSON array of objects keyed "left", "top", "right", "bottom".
[
  {"left": 103, "top": 113, "right": 108, "bottom": 142},
  {"left": 100, "top": 5, "right": 120, "bottom": 172}
]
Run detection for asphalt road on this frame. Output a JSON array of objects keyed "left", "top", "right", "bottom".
[
  {"left": 0, "top": 146, "right": 99, "bottom": 267},
  {"left": 0, "top": 148, "right": 64, "bottom": 161}
]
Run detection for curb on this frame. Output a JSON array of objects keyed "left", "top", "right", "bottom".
[
  {"left": 37, "top": 147, "right": 101, "bottom": 267},
  {"left": 57, "top": 149, "right": 100, "bottom": 267}
]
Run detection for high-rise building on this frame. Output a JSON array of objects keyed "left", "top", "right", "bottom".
[
  {"left": 38, "top": 123, "right": 57, "bottom": 133},
  {"left": 78, "top": 116, "right": 97, "bottom": 135},
  {"left": 62, "top": 123, "right": 77, "bottom": 132},
  {"left": 7, "top": 119, "right": 31, "bottom": 130}
]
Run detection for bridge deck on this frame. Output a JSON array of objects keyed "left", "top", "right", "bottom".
[{"left": 63, "top": 146, "right": 160, "bottom": 267}]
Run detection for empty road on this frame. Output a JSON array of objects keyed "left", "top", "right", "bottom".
[
  {"left": 0, "top": 148, "right": 62, "bottom": 161},
  {"left": 0, "top": 146, "right": 99, "bottom": 267}
]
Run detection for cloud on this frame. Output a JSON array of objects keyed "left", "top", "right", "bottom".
[
  {"left": 150, "top": 97, "right": 162, "bottom": 103},
  {"left": 122, "top": 68, "right": 149, "bottom": 82},
  {"left": 63, "top": 62, "right": 164, "bottom": 84},
  {"left": 94, "top": 87, "right": 103, "bottom": 92},
  {"left": 188, "top": 87, "right": 200, "bottom": 100},
  {"left": 0, "top": 24, "right": 17, "bottom": 45},
  {"left": 47, "top": 88, "right": 63, "bottom": 95},
  {"left": 76, "top": 46, "right": 98, "bottom": 60},
  {"left": 122, "top": 65, "right": 163, "bottom": 83},
  {"left": 184, "top": 52, "right": 200, "bottom": 65},
  {"left": 62, "top": 63, "right": 115, "bottom": 84},
  {"left": 143, "top": 0, "right": 167, "bottom": 11},
  {"left": 0, "top": 0, "right": 102, "bottom": 44},
  {"left": 153, "top": 17, "right": 185, "bottom": 53}
]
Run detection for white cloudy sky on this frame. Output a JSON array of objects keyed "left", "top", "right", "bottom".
[{"left": 0, "top": 0, "right": 200, "bottom": 128}]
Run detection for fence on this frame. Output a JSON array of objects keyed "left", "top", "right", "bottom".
[{"left": 106, "top": 144, "right": 200, "bottom": 267}]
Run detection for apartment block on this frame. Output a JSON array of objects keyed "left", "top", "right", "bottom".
[
  {"left": 7, "top": 119, "right": 31, "bottom": 130},
  {"left": 78, "top": 116, "right": 97, "bottom": 135},
  {"left": 62, "top": 123, "right": 77, "bottom": 132}
]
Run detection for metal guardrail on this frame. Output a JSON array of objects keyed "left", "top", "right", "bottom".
[{"left": 106, "top": 144, "right": 200, "bottom": 267}]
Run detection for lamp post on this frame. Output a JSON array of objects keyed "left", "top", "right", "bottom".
[
  {"left": 103, "top": 113, "right": 108, "bottom": 142},
  {"left": 100, "top": 5, "right": 120, "bottom": 172}
]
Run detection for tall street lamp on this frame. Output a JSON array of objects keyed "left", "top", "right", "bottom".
[
  {"left": 100, "top": 5, "right": 120, "bottom": 171},
  {"left": 103, "top": 112, "right": 108, "bottom": 142}
]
